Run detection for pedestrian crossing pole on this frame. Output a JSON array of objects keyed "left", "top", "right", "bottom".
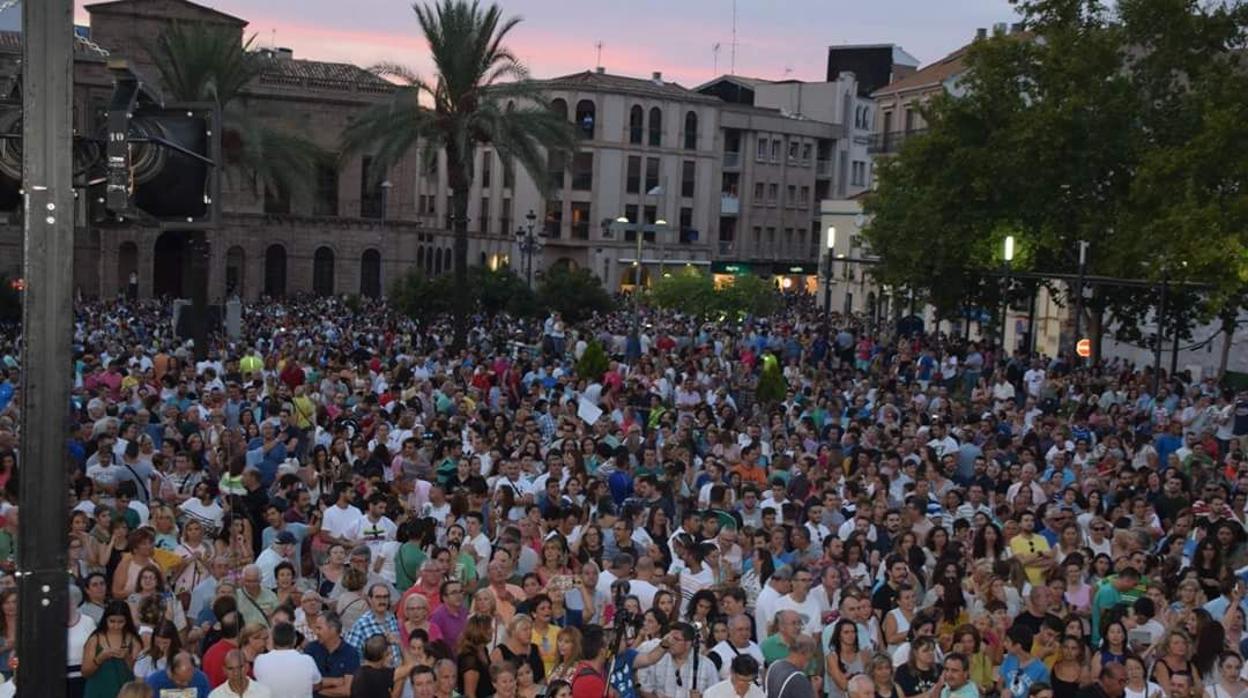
[{"left": 18, "top": 0, "right": 74, "bottom": 694}]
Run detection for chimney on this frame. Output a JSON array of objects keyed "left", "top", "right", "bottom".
[
  {"left": 276, "top": 47, "right": 293, "bottom": 60},
  {"left": 975, "top": 27, "right": 987, "bottom": 40},
  {"left": 596, "top": 66, "right": 605, "bottom": 74},
  {"left": 652, "top": 71, "right": 663, "bottom": 83}
]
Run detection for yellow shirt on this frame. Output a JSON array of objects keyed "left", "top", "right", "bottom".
[
  {"left": 532, "top": 623, "right": 561, "bottom": 675},
  {"left": 1009, "top": 533, "right": 1051, "bottom": 586}
]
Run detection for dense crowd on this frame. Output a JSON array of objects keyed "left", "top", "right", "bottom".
[{"left": 0, "top": 292, "right": 1247, "bottom": 698}]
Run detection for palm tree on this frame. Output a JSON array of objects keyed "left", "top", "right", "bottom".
[
  {"left": 340, "top": 0, "right": 578, "bottom": 350},
  {"left": 143, "top": 22, "right": 326, "bottom": 356},
  {"left": 144, "top": 22, "right": 327, "bottom": 202}
]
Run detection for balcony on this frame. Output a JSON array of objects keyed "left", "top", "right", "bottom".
[
  {"left": 720, "top": 194, "right": 740, "bottom": 216},
  {"left": 868, "top": 129, "right": 927, "bottom": 155},
  {"left": 723, "top": 151, "right": 741, "bottom": 169},
  {"left": 815, "top": 159, "right": 833, "bottom": 177}
]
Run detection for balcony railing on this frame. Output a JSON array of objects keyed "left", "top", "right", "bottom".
[
  {"left": 723, "top": 151, "right": 741, "bottom": 169},
  {"left": 868, "top": 129, "right": 927, "bottom": 155}
]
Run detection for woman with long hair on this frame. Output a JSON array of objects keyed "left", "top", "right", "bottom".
[
  {"left": 490, "top": 614, "right": 545, "bottom": 687},
  {"left": 458, "top": 614, "right": 497, "bottom": 698},
  {"left": 825, "top": 619, "right": 866, "bottom": 698},
  {"left": 972, "top": 523, "right": 1006, "bottom": 562},
  {"left": 951, "top": 624, "right": 994, "bottom": 696},
  {"left": 546, "top": 626, "right": 583, "bottom": 685},
  {"left": 868, "top": 651, "right": 903, "bottom": 698},
  {"left": 1091, "top": 621, "right": 1129, "bottom": 678},
  {"left": 895, "top": 637, "right": 941, "bottom": 698},
  {"left": 1150, "top": 629, "right": 1201, "bottom": 695},
  {"left": 1123, "top": 654, "right": 1162, "bottom": 698},
  {"left": 131, "top": 621, "right": 180, "bottom": 680},
  {"left": 83, "top": 600, "right": 143, "bottom": 698},
  {"left": 1205, "top": 652, "right": 1246, "bottom": 698},
  {"left": 1050, "top": 634, "right": 1089, "bottom": 698}
]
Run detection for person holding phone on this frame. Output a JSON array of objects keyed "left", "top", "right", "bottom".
[{"left": 82, "top": 600, "right": 143, "bottom": 698}]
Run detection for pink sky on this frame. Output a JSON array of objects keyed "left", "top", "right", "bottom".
[{"left": 74, "top": 0, "right": 1020, "bottom": 87}]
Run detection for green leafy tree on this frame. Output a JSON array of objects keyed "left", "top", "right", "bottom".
[
  {"left": 863, "top": 0, "right": 1248, "bottom": 355},
  {"left": 537, "top": 266, "right": 614, "bottom": 323},
  {"left": 650, "top": 270, "right": 718, "bottom": 319},
  {"left": 575, "top": 340, "right": 610, "bottom": 382},
  {"left": 340, "top": 0, "right": 579, "bottom": 350},
  {"left": 650, "top": 270, "right": 780, "bottom": 320}
]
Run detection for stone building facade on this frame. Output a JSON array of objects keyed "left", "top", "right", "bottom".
[{"left": 0, "top": 0, "right": 863, "bottom": 300}]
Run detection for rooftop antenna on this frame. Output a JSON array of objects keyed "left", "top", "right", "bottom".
[
  {"left": 730, "top": 0, "right": 737, "bottom": 75},
  {"left": 595, "top": 40, "right": 603, "bottom": 71},
  {"left": 713, "top": 42, "right": 721, "bottom": 75}
]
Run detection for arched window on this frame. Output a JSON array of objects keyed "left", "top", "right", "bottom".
[
  {"left": 312, "top": 246, "right": 335, "bottom": 296},
  {"left": 575, "top": 99, "right": 596, "bottom": 139},
  {"left": 360, "top": 249, "right": 381, "bottom": 298},
  {"left": 683, "top": 111, "right": 698, "bottom": 150},
  {"left": 550, "top": 98, "right": 568, "bottom": 121},
  {"left": 264, "top": 244, "right": 287, "bottom": 297},
  {"left": 629, "top": 105, "right": 644, "bottom": 144},
  {"left": 648, "top": 107, "right": 662, "bottom": 147}
]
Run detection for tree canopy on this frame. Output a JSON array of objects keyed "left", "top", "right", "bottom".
[{"left": 863, "top": 0, "right": 1248, "bottom": 354}]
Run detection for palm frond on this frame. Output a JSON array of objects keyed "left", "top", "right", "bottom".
[{"left": 143, "top": 23, "right": 261, "bottom": 105}]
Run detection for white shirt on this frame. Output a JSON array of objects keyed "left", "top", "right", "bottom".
[
  {"left": 754, "top": 584, "right": 783, "bottom": 638},
  {"left": 209, "top": 680, "right": 274, "bottom": 698},
  {"left": 774, "top": 594, "right": 823, "bottom": 636},
  {"left": 709, "top": 640, "right": 764, "bottom": 681},
  {"left": 705, "top": 677, "right": 766, "bottom": 698},
  {"left": 254, "top": 547, "right": 292, "bottom": 589},
  {"left": 253, "top": 648, "right": 321, "bottom": 698},
  {"left": 322, "top": 503, "right": 364, "bottom": 540}
]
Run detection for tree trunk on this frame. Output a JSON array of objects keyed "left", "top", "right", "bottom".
[{"left": 448, "top": 147, "right": 472, "bottom": 353}]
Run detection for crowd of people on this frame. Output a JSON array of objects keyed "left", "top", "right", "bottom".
[{"left": 0, "top": 292, "right": 1247, "bottom": 698}]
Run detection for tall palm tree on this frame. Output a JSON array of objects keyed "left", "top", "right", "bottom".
[
  {"left": 143, "top": 22, "right": 326, "bottom": 356},
  {"left": 340, "top": 0, "right": 578, "bottom": 350},
  {"left": 144, "top": 22, "right": 327, "bottom": 201}
]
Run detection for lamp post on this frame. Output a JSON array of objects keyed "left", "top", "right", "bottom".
[
  {"left": 823, "top": 225, "right": 836, "bottom": 323},
  {"left": 1072, "top": 240, "right": 1089, "bottom": 365},
  {"left": 1002, "top": 235, "right": 1015, "bottom": 356},
  {"left": 516, "top": 209, "right": 540, "bottom": 288}
]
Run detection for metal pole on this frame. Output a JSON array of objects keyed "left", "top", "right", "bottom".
[
  {"left": 1026, "top": 281, "right": 1038, "bottom": 356},
  {"left": 1072, "top": 240, "right": 1088, "bottom": 364},
  {"left": 1153, "top": 273, "right": 1168, "bottom": 396},
  {"left": 1171, "top": 305, "right": 1182, "bottom": 378},
  {"left": 19, "top": 0, "right": 73, "bottom": 693}
]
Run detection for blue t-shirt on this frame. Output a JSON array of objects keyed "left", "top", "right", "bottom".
[
  {"left": 608, "top": 648, "right": 640, "bottom": 698},
  {"left": 146, "top": 668, "right": 211, "bottom": 697},
  {"left": 1000, "top": 655, "right": 1048, "bottom": 698}
]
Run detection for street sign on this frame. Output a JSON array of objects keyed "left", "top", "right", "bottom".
[{"left": 1076, "top": 338, "right": 1091, "bottom": 358}]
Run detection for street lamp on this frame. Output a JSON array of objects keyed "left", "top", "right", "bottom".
[
  {"left": 1001, "top": 235, "right": 1015, "bottom": 354},
  {"left": 380, "top": 180, "right": 392, "bottom": 227},
  {"left": 823, "top": 226, "right": 836, "bottom": 322},
  {"left": 516, "top": 209, "right": 541, "bottom": 288}
]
